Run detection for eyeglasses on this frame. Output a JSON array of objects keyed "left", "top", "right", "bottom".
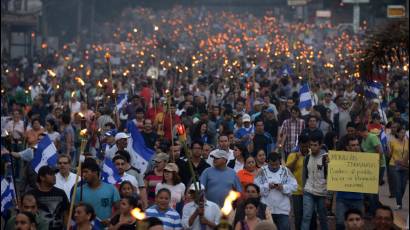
[
  {"left": 210, "top": 155, "right": 220, "bottom": 160},
  {"left": 58, "top": 161, "right": 69, "bottom": 165}
]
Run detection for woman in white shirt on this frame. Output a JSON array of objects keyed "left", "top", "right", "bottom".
[
  {"left": 45, "top": 119, "right": 60, "bottom": 145},
  {"left": 155, "top": 163, "right": 185, "bottom": 210}
]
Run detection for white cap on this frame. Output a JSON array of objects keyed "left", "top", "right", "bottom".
[
  {"left": 210, "top": 149, "right": 229, "bottom": 160},
  {"left": 115, "top": 132, "right": 130, "bottom": 141},
  {"left": 189, "top": 182, "right": 205, "bottom": 191},
  {"left": 242, "top": 114, "right": 251, "bottom": 122}
]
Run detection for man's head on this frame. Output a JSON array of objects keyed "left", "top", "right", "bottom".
[
  {"left": 136, "top": 107, "right": 145, "bottom": 120},
  {"left": 346, "top": 136, "right": 361, "bottom": 152},
  {"left": 191, "top": 141, "right": 203, "bottom": 158},
  {"left": 145, "top": 217, "right": 164, "bottom": 230},
  {"left": 218, "top": 134, "right": 230, "bottom": 151},
  {"left": 290, "top": 106, "right": 300, "bottom": 119},
  {"left": 346, "top": 122, "right": 356, "bottom": 137},
  {"left": 81, "top": 158, "right": 100, "bottom": 184},
  {"left": 20, "top": 193, "right": 38, "bottom": 214},
  {"left": 254, "top": 120, "right": 264, "bottom": 134},
  {"left": 309, "top": 132, "right": 323, "bottom": 155},
  {"left": 344, "top": 208, "right": 364, "bottom": 230},
  {"left": 37, "top": 165, "right": 56, "bottom": 186},
  {"left": 15, "top": 211, "right": 36, "bottom": 230},
  {"left": 115, "top": 132, "right": 130, "bottom": 150},
  {"left": 267, "top": 152, "right": 281, "bottom": 171},
  {"left": 308, "top": 115, "right": 318, "bottom": 129},
  {"left": 144, "top": 119, "right": 153, "bottom": 132},
  {"left": 373, "top": 205, "right": 394, "bottom": 230},
  {"left": 169, "top": 141, "right": 181, "bottom": 160},
  {"left": 113, "top": 155, "right": 127, "bottom": 175},
  {"left": 57, "top": 154, "right": 71, "bottom": 175},
  {"left": 298, "top": 134, "right": 310, "bottom": 155},
  {"left": 357, "top": 123, "right": 368, "bottom": 138},
  {"left": 210, "top": 149, "right": 229, "bottom": 169},
  {"left": 242, "top": 114, "right": 251, "bottom": 128},
  {"left": 324, "top": 91, "right": 332, "bottom": 103}
]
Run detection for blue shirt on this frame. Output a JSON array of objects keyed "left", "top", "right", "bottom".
[
  {"left": 336, "top": 191, "right": 364, "bottom": 200},
  {"left": 74, "top": 182, "right": 121, "bottom": 220},
  {"left": 145, "top": 205, "right": 182, "bottom": 230},
  {"left": 200, "top": 167, "right": 242, "bottom": 207}
]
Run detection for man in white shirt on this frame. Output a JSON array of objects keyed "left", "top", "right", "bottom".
[
  {"left": 5, "top": 110, "right": 25, "bottom": 147},
  {"left": 255, "top": 152, "right": 298, "bottom": 230},
  {"left": 182, "top": 183, "right": 221, "bottom": 230},
  {"left": 55, "top": 154, "right": 78, "bottom": 201},
  {"left": 206, "top": 134, "right": 234, "bottom": 166},
  {"left": 113, "top": 155, "right": 139, "bottom": 190}
]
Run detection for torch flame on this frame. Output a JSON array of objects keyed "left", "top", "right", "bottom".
[
  {"left": 78, "top": 112, "right": 84, "bottom": 118},
  {"left": 221, "top": 190, "right": 241, "bottom": 216},
  {"left": 104, "top": 52, "right": 111, "bottom": 60},
  {"left": 47, "top": 69, "right": 56, "bottom": 77},
  {"left": 131, "top": 208, "right": 146, "bottom": 221},
  {"left": 71, "top": 91, "right": 76, "bottom": 98},
  {"left": 80, "top": 129, "right": 87, "bottom": 137},
  {"left": 75, "top": 77, "right": 85, "bottom": 86},
  {"left": 97, "top": 81, "right": 103, "bottom": 88}
]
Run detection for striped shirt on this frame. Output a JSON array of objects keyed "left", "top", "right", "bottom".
[{"left": 145, "top": 205, "right": 182, "bottom": 230}]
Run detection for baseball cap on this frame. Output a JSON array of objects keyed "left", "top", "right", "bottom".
[
  {"left": 253, "top": 99, "right": 263, "bottom": 106},
  {"left": 115, "top": 132, "right": 130, "bottom": 141},
  {"left": 265, "top": 107, "right": 274, "bottom": 113},
  {"left": 154, "top": 153, "right": 169, "bottom": 162},
  {"left": 242, "top": 114, "right": 251, "bottom": 122},
  {"left": 189, "top": 182, "right": 205, "bottom": 191},
  {"left": 105, "top": 129, "right": 117, "bottom": 137},
  {"left": 210, "top": 149, "right": 229, "bottom": 160},
  {"left": 164, "top": 163, "right": 179, "bottom": 173}
]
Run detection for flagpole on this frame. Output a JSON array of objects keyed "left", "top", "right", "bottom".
[
  {"left": 165, "top": 89, "right": 174, "bottom": 162},
  {"left": 66, "top": 129, "right": 88, "bottom": 230},
  {"left": 5, "top": 132, "right": 19, "bottom": 209}
]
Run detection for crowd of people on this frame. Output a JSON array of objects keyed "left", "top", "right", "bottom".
[{"left": 1, "top": 5, "right": 409, "bottom": 230}]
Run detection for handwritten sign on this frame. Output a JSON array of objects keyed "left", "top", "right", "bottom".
[{"left": 327, "top": 151, "right": 379, "bottom": 194}]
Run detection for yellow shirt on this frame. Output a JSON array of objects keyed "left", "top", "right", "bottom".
[
  {"left": 389, "top": 137, "right": 409, "bottom": 166},
  {"left": 286, "top": 152, "right": 304, "bottom": 195}
]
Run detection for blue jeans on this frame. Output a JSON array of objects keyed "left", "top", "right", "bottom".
[
  {"left": 301, "top": 192, "right": 328, "bottom": 230},
  {"left": 391, "top": 166, "right": 409, "bottom": 206},
  {"left": 335, "top": 198, "right": 364, "bottom": 230},
  {"left": 292, "top": 195, "right": 317, "bottom": 230},
  {"left": 364, "top": 193, "right": 379, "bottom": 217},
  {"left": 271, "top": 214, "right": 290, "bottom": 230}
]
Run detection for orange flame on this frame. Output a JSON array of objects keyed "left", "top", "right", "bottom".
[
  {"left": 221, "top": 190, "right": 241, "bottom": 216},
  {"left": 104, "top": 52, "right": 111, "bottom": 60},
  {"left": 75, "top": 77, "right": 85, "bottom": 86},
  {"left": 131, "top": 208, "right": 146, "bottom": 220},
  {"left": 79, "top": 129, "right": 87, "bottom": 137}
]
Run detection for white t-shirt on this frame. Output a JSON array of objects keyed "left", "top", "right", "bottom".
[
  {"left": 55, "top": 172, "right": 78, "bottom": 201},
  {"left": 155, "top": 182, "right": 186, "bottom": 209},
  {"left": 46, "top": 131, "right": 61, "bottom": 143}
]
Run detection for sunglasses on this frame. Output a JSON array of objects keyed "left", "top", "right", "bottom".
[
  {"left": 58, "top": 161, "right": 69, "bottom": 165},
  {"left": 210, "top": 155, "right": 221, "bottom": 160}
]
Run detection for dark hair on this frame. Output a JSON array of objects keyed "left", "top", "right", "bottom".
[
  {"left": 145, "top": 217, "right": 163, "bottom": 228},
  {"left": 191, "top": 140, "right": 204, "bottom": 149},
  {"left": 346, "top": 135, "right": 360, "bottom": 145},
  {"left": 113, "top": 154, "right": 127, "bottom": 163},
  {"left": 356, "top": 123, "right": 367, "bottom": 132},
  {"left": 46, "top": 119, "right": 58, "bottom": 132},
  {"left": 298, "top": 134, "right": 310, "bottom": 145},
  {"left": 81, "top": 158, "right": 100, "bottom": 173},
  {"left": 324, "top": 131, "right": 337, "bottom": 150},
  {"left": 267, "top": 152, "right": 281, "bottom": 162},
  {"left": 346, "top": 121, "right": 356, "bottom": 129},
  {"left": 61, "top": 112, "right": 71, "bottom": 125},
  {"left": 234, "top": 143, "right": 249, "bottom": 159},
  {"left": 122, "top": 196, "right": 139, "bottom": 208},
  {"left": 308, "top": 115, "right": 318, "bottom": 122},
  {"left": 244, "top": 183, "right": 260, "bottom": 194},
  {"left": 21, "top": 192, "right": 37, "bottom": 205},
  {"left": 75, "top": 202, "right": 96, "bottom": 221},
  {"left": 156, "top": 188, "right": 171, "bottom": 197},
  {"left": 344, "top": 208, "right": 363, "bottom": 221},
  {"left": 162, "top": 170, "right": 181, "bottom": 185},
  {"left": 375, "top": 205, "right": 394, "bottom": 220},
  {"left": 290, "top": 106, "right": 300, "bottom": 114},
  {"left": 394, "top": 126, "right": 405, "bottom": 139},
  {"left": 309, "top": 132, "right": 323, "bottom": 144},
  {"left": 105, "top": 122, "right": 116, "bottom": 129},
  {"left": 17, "top": 211, "right": 36, "bottom": 225},
  {"left": 37, "top": 165, "right": 56, "bottom": 183},
  {"left": 243, "top": 197, "right": 260, "bottom": 209},
  {"left": 116, "top": 150, "right": 131, "bottom": 163}
]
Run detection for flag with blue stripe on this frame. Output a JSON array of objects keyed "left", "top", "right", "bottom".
[
  {"left": 298, "top": 83, "right": 312, "bottom": 109},
  {"left": 365, "top": 81, "right": 382, "bottom": 99},
  {"left": 116, "top": 93, "right": 128, "bottom": 110},
  {"left": 127, "top": 121, "right": 155, "bottom": 174},
  {"left": 380, "top": 129, "right": 388, "bottom": 154},
  {"left": 101, "top": 158, "right": 122, "bottom": 184},
  {"left": 70, "top": 217, "right": 103, "bottom": 230},
  {"left": 280, "top": 64, "right": 294, "bottom": 77},
  {"left": 31, "top": 135, "right": 58, "bottom": 173},
  {"left": 1, "top": 176, "right": 15, "bottom": 218}
]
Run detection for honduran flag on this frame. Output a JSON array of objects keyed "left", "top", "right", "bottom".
[
  {"left": 127, "top": 121, "right": 155, "bottom": 174},
  {"left": 31, "top": 135, "right": 58, "bottom": 173},
  {"left": 365, "top": 81, "right": 382, "bottom": 99},
  {"left": 116, "top": 93, "right": 128, "bottom": 110},
  {"left": 298, "top": 83, "right": 312, "bottom": 110},
  {"left": 1, "top": 176, "right": 15, "bottom": 218},
  {"left": 101, "top": 158, "right": 122, "bottom": 184},
  {"left": 280, "top": 64, "right": 294, "bottom": 78}
]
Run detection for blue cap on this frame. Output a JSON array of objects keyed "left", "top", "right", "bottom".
[
  {"left": 265, "top": 107, "right": 274, "bottom": 113},
  {"left": 104, "top": 129, "right": 117, "bottom": 137}
]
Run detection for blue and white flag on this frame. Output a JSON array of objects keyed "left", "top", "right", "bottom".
[
  {"left": 101, "top": 158, "right": 122, "bottom": 184},
  {"left": 365, "top": 81, "right": 382, "bottom": 99},
  {"left": 31, "top": 135, "right": 58, "bottom": 173},
  {"left": 380, "top": 129, "right": 388, "bottom": 154},
  {"left": 299, "top": 83, "right": 312, "bottom": 110},
  {"left": 116, "top": 93, "right": 128, "bottom": 110},
  {"left": 127, "top": 121, "right": 155, "bottom": 174},
  {"left": 280, "top": 64, "right": 294, "bottom": 77},
  {"left": 1, "top": 176, "right": 15, "bottom": 218}
]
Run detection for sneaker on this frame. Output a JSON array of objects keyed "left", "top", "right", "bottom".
[
  {"left": 388, "top": 195, "right": 395, "bottom": 198},
  {"left": 394, "top": 205, "right": 402, "bottom": 210}
]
